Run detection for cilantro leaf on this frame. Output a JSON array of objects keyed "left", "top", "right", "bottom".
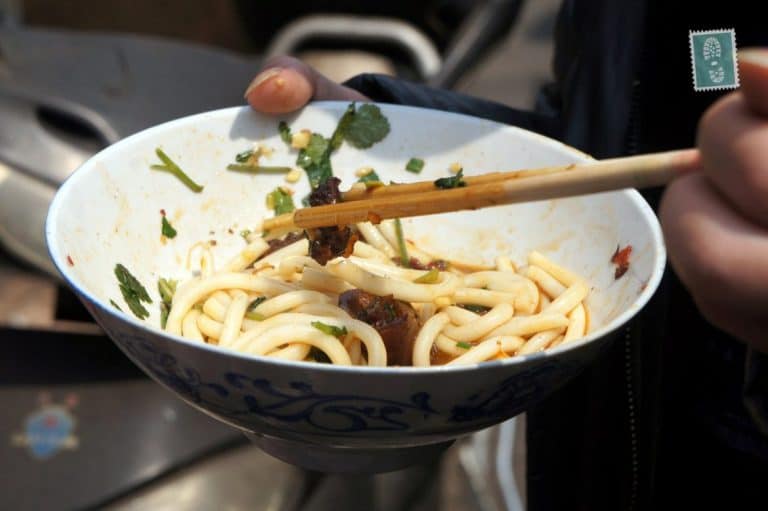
[
  {"left": 296, "top": 133, "right": 333, "bottom": 188},
  {"left": 357, "top": 169, "right": 381, "bottom": 183},
  {"left": 434, "top": 169, "right": 466, "bottom": 189},
  {"left": 115, "top": 264, "right": 152, "bottom": 320},
  {"left": 266, "top": 188, "right": 296, "bottom": 216},
  {"left": 161, "top": 216, "right": 177, "bottom": 238},
  {"left": 406, "top": 157, "right": 424, "bottom": 173},
  {"left": 278, "top": 121, "right": 292, "bottom": 144},
  {"left": 311, "top": 321, "right": 348, "bottom": 339},
  {"left": 330, "top": 103, "right": 356, "bottom": 150},
  {"left": 344, "top": 104, "right": 390, "bottom": 149},
  {"left": 151, "top": 148, "right": 204, "bottom": 193}
]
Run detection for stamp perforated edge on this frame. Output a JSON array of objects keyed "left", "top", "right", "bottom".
[{"left": 689, "top": 28, "right": 740, "bottom": 91}]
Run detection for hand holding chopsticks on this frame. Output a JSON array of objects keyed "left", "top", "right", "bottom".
[{"left": 263, "top": 148, "right": 700, "bottom": 231}]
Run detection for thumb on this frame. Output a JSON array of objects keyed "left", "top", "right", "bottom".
[
  {"left": 244, "top": 56, "right": 368, "bottom": 114},
  {"left": 738, "top": 48, "right": 768, "bottom": 117}
]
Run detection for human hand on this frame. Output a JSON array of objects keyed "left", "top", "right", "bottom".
[
  {"left": 660, "top": 49, "right": 768, "bottom": 351},
  {"left": 244, "top": 56, "right": 369, "bottom": 114}
]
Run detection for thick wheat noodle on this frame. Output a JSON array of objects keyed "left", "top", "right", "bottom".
[
  {"left": 352, "top": 240, "right": 394, "bottom": 263},
  {"left": 203, "top": 292, "right": 230, "bottom": 322},
  {"left": 495, "top": 256, "right": 516, "bottom": 272},
  {"left": 446, "top": 336, "right": 525, "bottom": 365},
  {"left": 219, "top": 291, "right": 249, "bottom": 346},
  {"left": 412, "top": 312, "right": 451, "bottom": 367},
  {"left": 518, "top": 328, "right": 564, "bottom": 355},
  {"left": 526, "top": 265, "right": 567, "bottom": 299},
  {"left": 327, "top": 260, "right": 459, "bottom": 303},
  {"left": 543, "top": 283, "right": 588, "bottom": 315},
  {"left": 442, "top": 303, "right": 514, "bottom": 341},
  {"left": 453, "top": 288, "right": 536, "bottom": 314},
  {"left": 300, "top": 267, "right": 352, "bottom": 294},
  {"left": 435, "top": 333, "right": 467, "bottom": 356},
  {"left": 197, "top": 313, "right": 223, "bottom": 340},
  {"left": 462, "top": 271, "right": 537, "bottom": 294},
  {"left": 538, "top": 293, "right": 551, "bottom": 312},
  {"left": 229, "top": 312, "right": 387, "bottom": 366},
  {"left": 250, "top": 290, "right": 332, "bottom": 318},
  {"left": 486, "top": 312, "right": 570, "bottom": 338},
  {"left": 346, "top": 256, "right": 429, "bottom": 280},
  {"left": 418, "top": 303, "right": 437, "bottom": 326},
  {"left": 278, "top": 255, "right": 323, "bottom": 278},
  {"left": 221, "top": 238, "right": 269, "bottom": 272},
  {"left": 344, "top": 335, "right": 363, "bottom": 365},
  {"left": 166, "top": 273, "right": 296, "bottom": 334},
  {"left": 563, "top": 303, "right": 586, "bottom": 343},
  {"left": 355, "top": 222, "right": 395, "bottom": 257},
  {"left": 548, "top": 335, "right": 566, "bottom": 349},
  {"left": 294, "top": 303, "right": 351, "bottom": 319},
  {"left": 253, "top": 239, "right": 309, "bottom": 270},
  {"left": 268, "top": 343, "right": 312, "bottom": 361},
  {"left": 528, "top": 251, "right": 584, "bottom": 287},
  {"left": 443, "top": 306, "right": 481, "bottom": 325},
  {"left": 181, "top": 310, "right": 204, "bottom": 342},
  {"left": 240, "top": 325, "right": 352, "bottom": 365}
]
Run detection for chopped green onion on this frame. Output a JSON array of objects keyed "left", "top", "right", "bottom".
[
  {"left": 414, "top": 268, "right": 439, "bottom": 284},
  {"left": 235, "top": 149, "right": 256, "bottom": 163},
  {"left": 357, "top": 169, "right": 382, "bottom": 183},
  {"left": 158, "top": 278, "right": 177, "bottom": 328},
  {"left": 245, "top": 297, "right": 267, "bottom": 321},
  {"left": 151, "top": 148, "right": 204, "bottom": 193},
  {"left": 109, "top": 299, "right": 123, "bottom": 312},
  {"left": 278, "top": 121, "right": 292, "bottom": 144},
  {"left": 311, "top": 321, "right": 348, "bottom": 339},
  {"left": 240, "top": 229, "right": 252, "bottom": 240},
  {"left": 393, "top": 218, "right": 409, "bottom": 267},
  {"left": 456, "top": 341, "right": 472, "bottom": 350},
  {"left": 226, "top": 164, "right": 292, "bottom": 173},
  {"left": 406, "top": 157, "right": 424, "bottom": 173}
]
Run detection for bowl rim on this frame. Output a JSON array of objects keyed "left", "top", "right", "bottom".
[{"left": 46, "top": 101, "right": 666, "bottom": 375}]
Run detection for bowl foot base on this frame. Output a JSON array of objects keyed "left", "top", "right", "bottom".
[{"left": 245, "top": 433, "right": 454, "bottom": 474}]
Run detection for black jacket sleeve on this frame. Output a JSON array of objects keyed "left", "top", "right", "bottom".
[{"left": 343, "top": 73, "right": 560, "bottom": 139}]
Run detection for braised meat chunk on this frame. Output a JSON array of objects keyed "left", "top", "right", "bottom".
[
  {"left": 305, "top": 177, "right": 358, "bottom": 265},
  {"left": 338, "top": 289, "right": 420, "bottom": 366}
]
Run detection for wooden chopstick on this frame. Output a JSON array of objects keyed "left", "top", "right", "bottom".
[{"left": 264, "top": 149, "right": 699, "bottom": 231}]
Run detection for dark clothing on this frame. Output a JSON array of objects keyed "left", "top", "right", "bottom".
[{"left": 346, "top": 1, "right": 768, "bottom": 509}]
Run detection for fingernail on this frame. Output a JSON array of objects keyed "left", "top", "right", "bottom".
[
  {"left": 739, "top": 49, "right": 768, "bottom": 68},
  {"left": 244, "top": 68, "right": 282, "bottom": 98}
]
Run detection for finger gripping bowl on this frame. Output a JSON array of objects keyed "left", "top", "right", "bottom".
[{"left": 46, "top": 103, "right": 665, "bottom": 473}]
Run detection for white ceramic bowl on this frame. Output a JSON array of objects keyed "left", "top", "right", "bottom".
[{"left": 46, "top": 102, "right": 665, "bottom": 472}]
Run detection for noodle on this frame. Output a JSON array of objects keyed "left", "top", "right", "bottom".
[{"left": 163, "top": 220, "right": 591, "bottom": 367}]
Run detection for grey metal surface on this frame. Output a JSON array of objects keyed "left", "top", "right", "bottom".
[
  {"left": 0, "top": 27, "right": 258, "bottom": 274},
  {"left": 265, "top": 15, "right": 441, "bottom": 81},
  {"left": 0, "top": 379, "right": 245, "bottom": 511},
  {"left": 105, "top": 444, "right": 306, "bottom": 511}
]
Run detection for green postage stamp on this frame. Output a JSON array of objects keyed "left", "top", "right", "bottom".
[{"left": 689, "top": 29, "right": 739, "bottom": 91}]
